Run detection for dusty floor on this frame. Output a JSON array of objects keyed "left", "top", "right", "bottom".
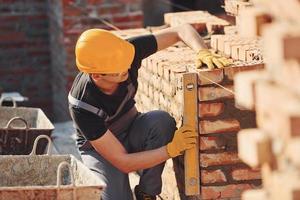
[{"left": 52, "top": 121, "right": 180, "bottom": 199}]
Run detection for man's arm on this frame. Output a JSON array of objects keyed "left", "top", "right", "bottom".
[
  {"left": 90, "top": 129, "right": 169, "bottom": 173},
  {"left": 153, "top": 24, "right": 208, "bottom": 52},
  {"left": 90, "top": 126, "right": 196, "bottom": 173}
]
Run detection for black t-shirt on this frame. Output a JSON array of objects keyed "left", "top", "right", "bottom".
[{"left": 69, "top": 34, "right": 157, "bottom": 146}]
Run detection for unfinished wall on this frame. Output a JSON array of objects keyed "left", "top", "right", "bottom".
[
  {"left": 132, "top": 8, "right": 265, "bottom": 200},
  {"left": 48, "top": 0, "right": 143, "bottom": 121},
  {"left": 0, "top": 0, "right": 52, "bottom": 117},
  {"left": 138, "top": 46, "right": 264, "bottom": 199}
]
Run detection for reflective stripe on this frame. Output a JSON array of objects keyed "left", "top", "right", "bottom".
[{"left": 68, "top": 93, "right": 108, "bottom": 119}]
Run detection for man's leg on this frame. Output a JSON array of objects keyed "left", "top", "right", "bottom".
[
  {"left": 81, "top": 149, "right": 134, "bottom": 200},
  {"left": 127, "top": 110, "right": 177, "bottom": 196}
]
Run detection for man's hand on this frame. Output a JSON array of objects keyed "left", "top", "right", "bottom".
[
  {"left": 166, "top": 126, "right": 197, "bottom": 158},
  {"left": 196, "top": 49, "right": 233, "bottom": 70}
]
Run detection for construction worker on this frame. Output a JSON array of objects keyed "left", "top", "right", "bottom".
[{"left": 68, "top": 24, "right": 231, "bottom": 200}]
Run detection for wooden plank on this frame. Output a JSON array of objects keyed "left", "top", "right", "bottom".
[{"left": 183, "top": 73, "right": 200, "bottom": 195}]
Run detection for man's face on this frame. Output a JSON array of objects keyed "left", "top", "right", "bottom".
[{"left": 99, "top": 71, "right": 129, "bottom": 83}]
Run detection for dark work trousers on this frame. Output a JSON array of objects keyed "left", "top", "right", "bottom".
[{"left": 80, "top": 110, "right": 177, "bottom": 200}]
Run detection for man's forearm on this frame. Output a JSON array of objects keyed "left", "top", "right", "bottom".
[
  {"left": 177, "top": 24, "right": 208, "bottom": 52},
  {"left": 120, "top": 146, "right": 170, "bottom": 173}
]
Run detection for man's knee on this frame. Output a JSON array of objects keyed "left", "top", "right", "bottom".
[{"left": 150, "top": 110, "right": 176, "bottom": 143}]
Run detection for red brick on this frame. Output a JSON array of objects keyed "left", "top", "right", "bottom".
[
  {"left": 199, "top": 119, "right": 240, "bottom": 134},
  {"left": 224, "top": 64, "right": 265, "bottom": 81},
  {"left": 97, "top": 4, "right": 123, "bottom": 15},
  {"left": 197, "top": 69, "right": 224, "bottom": 86},
  {"left": 199, "top": 102, "right": 224, "bottom": 118},
  {"left": 200, "top": 152, "right": 241, "bottom": 167},
  {"left": 198, "top": 85, "right": 234, "bottom": 101},
  {"left": 231, "top": 168, "right": 261, "bottom": 181},
  {"left": 199, "top": 136, "right": 229, "bottom": 151},
  {"left": 201, "top": 169, "right": 227, "bottom": 184},
  {"left": 201, "top": 184, "right": 256, "bottom": 200},
  {"left": 112, "top": 12, "right": 143, "bottom": 23}
]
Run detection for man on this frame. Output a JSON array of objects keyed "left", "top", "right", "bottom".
[{"left": 69, "top": 24, "right": 231, "bottom": 200}]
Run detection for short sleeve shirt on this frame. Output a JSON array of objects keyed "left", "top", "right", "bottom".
[{"left": 69, "top": 34, "right": 157, "bottom": 147}]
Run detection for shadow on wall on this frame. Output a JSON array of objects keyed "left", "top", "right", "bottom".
[{"left": 142, "top": 0, "right": 225, "bottom": 26}]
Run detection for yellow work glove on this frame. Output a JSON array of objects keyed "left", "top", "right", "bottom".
[
  {"left": 166, "top": 126, "right": 197, "bottom": 158},
  {"left": 196, "top": 49, "right": 233, "bottom": 70}
]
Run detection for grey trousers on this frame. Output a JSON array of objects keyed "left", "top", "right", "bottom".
[{"left": 80, "top": 110, "right": 177, "bottom": 200}]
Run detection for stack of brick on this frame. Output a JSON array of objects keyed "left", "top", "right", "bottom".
[
  {"left": 164, "top": 11, "right": 230, "bottom": 33},
  {"left": 234, "top": 1, "right": 300, "bottom": 200},
  {"left": 48, "top": 0, "right": 143, "bottom": 121},
  {"left": 210, "top": 34, "right": 263, "bottom": 62},
  {"left": 210, "top": 0, "right": 267, "bottom": 65},
  {"left": 224, "top": 0, "right": 252, "bottom": 16}
]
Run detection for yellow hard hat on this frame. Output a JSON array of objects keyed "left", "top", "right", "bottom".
[{"left": 75, "top": 29, "right": 135, "bottom": 74}]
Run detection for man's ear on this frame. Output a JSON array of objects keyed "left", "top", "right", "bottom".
[{"left": 91, "top": 73, "right": 102, "bottom": 81}]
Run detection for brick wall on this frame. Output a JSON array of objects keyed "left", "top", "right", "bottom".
[
  {"left": 141, "top": 47, "right": 263, "bottom": 199},
  {"left": 49, "top": 0, "right": 143, "bottom": 121},
  {"left": 0, "top": 0, "right": 52, "bottom": 117}
]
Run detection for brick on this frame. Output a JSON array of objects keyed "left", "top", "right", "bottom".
[
  {"left": 199, "top": 119, "right": 240, "bottom": 134},
  {"left": 174, "top": 90, "right": 183, "bottom": 104},
  {"left": 198, "top": 102, "right": 224, "bottom": 118},
  {"left": 238, "top": 129, "right": 273, "bottom": 168},
  {"left": 200, "top": 152, "right": 241, "bottom": 167},
  {"left": 246, "top": 48, "right": 263, "bottom": 62},
  {"left": 197, "top": 69, "right": 224, "bottom": 86},
  {"left": 285, "top": 139, "right": 300, "bottom": 167},
  {"left": 201, "top": 169, "right": 227, "bottom": 184},
  {"left": 242, "top": 189, "right": 268, "bottom": 200},
  {"left": 224, "top": 0, "right": 252, "bottom": 16},
  {"left": 273, "top": 60, "right": 300, "bottom": 97},
  {"left": 234, "top": 70, "right": 269, "bottom": 110},
  {"left": 270, "top": 171, "right": 300, "bottom": 200},
  {"left": 224, "top": 39, "right": 240, "bottom": 57},
  {"left": 199, "top": 135, "right": 236, "bottom": 151},
  {"left": 217, "top": 35, "right": 234, "bottom": 53},
  {"left": 262, "top": 22, "right": 300, "bottom": 72},
  {"left": 162, "top": 79, "right": 176, "bottom": 96},
  {"left": 231, "top": 168, "right": 261, "bottom": 181},
  {"left": 165, "top": 11, "right": 229, "bottom": 33},
  {"left": 231, "top": 44, "right": 241, "bottom": 60},
  {"left": 239, "top": 45, "right": 257, "bottom": 61},
  {"left": 224, "top": 25, "right": 238, "bottom": 35},
  {"left": 198, "top": 85, "right": 234, "bottom": 101},
  {"left": 224, "top": 64, "right": 265, "bottom": 81},
  {"left": 238, "top": 7, "right": 273, "bottom": 37},
  {"left": 200, "top": 136, "right": 225, "bottom": 151},
  {"left": 201, "top": 184, "right": 256, "bottom": 200},
  {"left": 210, "top": 35, "right": 223, "bottom": 50},
  {"left": 255, "top": 81, "right": 300, "bottom": 139}
]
